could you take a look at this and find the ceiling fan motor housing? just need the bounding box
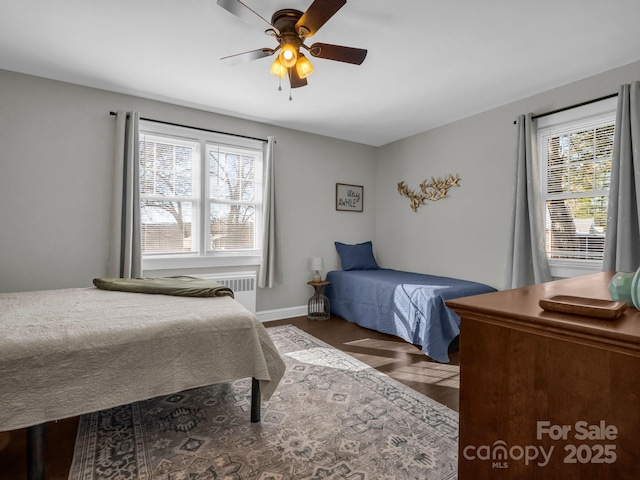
[271,9,305,50]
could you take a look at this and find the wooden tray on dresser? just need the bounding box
[539,295,627,319]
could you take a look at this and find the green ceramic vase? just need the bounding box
[608,269,640,307]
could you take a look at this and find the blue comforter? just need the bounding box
[325,269,496,362]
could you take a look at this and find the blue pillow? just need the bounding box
[335,241,380,271]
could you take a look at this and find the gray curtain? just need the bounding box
[505,113,552,288]
[106,111,142,279]
[603,81,640,272]
[258,136,282,288]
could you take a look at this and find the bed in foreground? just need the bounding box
[0,285,285,478]
[326,268,497,363]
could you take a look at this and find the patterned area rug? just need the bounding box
[69,325,458,479]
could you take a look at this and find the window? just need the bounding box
[140,133,199,254]
[537,98,616,277]
[207,143,259,252]
[139,121,264,270]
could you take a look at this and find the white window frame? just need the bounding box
[139,120,264,272]
[537,97,617,278]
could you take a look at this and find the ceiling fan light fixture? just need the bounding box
[295,53,314,79]
[218,0,367,91]
[279,42,298,68]
[269,58,287,78]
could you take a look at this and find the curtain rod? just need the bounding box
[513,92,618,124]
[109,111,268,143]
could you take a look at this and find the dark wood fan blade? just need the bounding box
[217,0,276,33]
[308,43,367,65]
[221,48,275,66]
[295,0,346,37]
[288,68,308,88]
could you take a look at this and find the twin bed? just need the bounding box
[0,282,285,479]
[326,241,497,362]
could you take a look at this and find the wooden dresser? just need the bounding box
[446,272,640,479]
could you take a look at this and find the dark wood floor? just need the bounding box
[0,316,459,479]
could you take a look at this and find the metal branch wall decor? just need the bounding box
[397,174,461,212]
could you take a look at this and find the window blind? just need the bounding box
[139,134,200,254]
[207,145,260,252]
[539,117,615,262]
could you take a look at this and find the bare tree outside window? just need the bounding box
[139,138,197,254]
[208,148,258,251]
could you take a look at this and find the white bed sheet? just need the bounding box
[0,287,285,432]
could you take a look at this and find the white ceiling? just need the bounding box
[2,0,640,146]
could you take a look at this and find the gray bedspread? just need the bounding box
[0,287,285,432]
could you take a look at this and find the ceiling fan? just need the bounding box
[217,0,367,89]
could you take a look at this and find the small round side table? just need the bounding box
[307,280,330,320]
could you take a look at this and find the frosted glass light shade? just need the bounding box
[295,54,314,79]
[269,58,287,78]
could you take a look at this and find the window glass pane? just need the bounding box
[139,139,194,198]
[208,147,256,202]
[141,200,194,253]
[547,130,609,195]
[139,132,199,256]
[540,115,614,264]
[545,196,607,261]
[158,143,192,196]
[209,203,256,251]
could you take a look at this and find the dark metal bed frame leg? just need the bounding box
[250,377,261,422]
[27,423,45,480]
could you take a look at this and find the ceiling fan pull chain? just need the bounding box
[289,84,293,101]
[278,77,282,92]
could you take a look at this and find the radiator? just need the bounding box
[192,272,257,314]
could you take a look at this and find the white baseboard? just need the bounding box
[256,305,307,323]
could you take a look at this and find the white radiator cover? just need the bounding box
[192,272,257,314]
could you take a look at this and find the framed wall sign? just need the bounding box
[336,183,363,212]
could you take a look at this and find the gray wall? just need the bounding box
[374,60,640,290]
[3,59,640,312]
[0,69,377,312]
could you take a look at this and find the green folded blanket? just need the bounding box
[93,276,234,298]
